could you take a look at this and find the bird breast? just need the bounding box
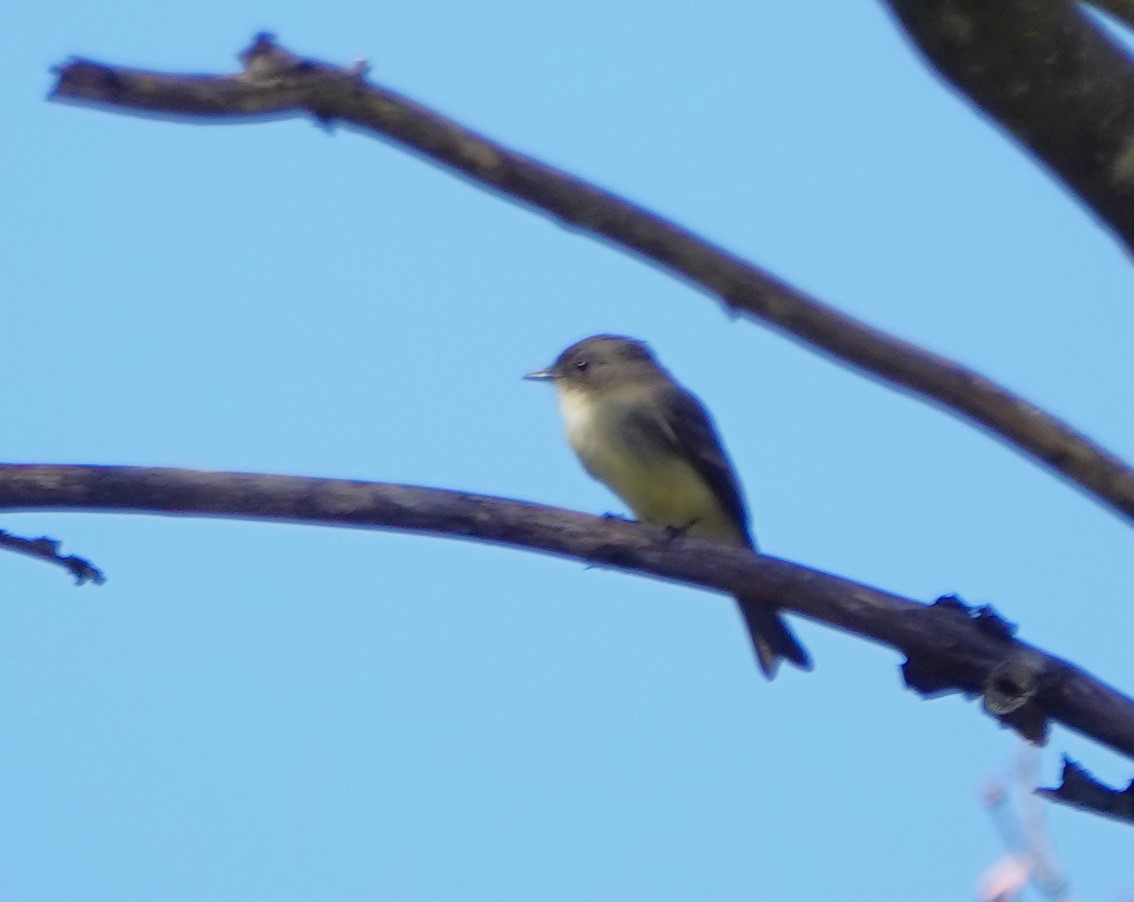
[555,385,740,543]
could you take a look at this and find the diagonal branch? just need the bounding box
[881,0,1134,256]
[3,461,1134,774]
[48,37,1134,526]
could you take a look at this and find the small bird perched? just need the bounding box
[526,334,810,679]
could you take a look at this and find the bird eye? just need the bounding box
[575,359,589,372]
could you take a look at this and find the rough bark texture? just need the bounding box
[883,0,1134,255]
[49,36,1134,527]
[4,461,1134,765]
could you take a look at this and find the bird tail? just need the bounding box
[735,596,812,680]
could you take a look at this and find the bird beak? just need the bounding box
[524,368,555,382]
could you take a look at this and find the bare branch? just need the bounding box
[3,461,1134,770]
[0,528,105,585]
[47,37,1134,527]
[881,0,1134,256]
[1038,757,1134,825]
[1087,0,1134,33]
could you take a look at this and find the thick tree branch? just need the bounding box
[882,0,1134,256]
[1087,0,1134,33]
[3,462,1134,771]
[48,37,1134,527]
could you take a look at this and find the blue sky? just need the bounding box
[4,1,1134,899]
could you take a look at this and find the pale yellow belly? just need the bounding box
[558,388,745,546]
[597,451,741,543]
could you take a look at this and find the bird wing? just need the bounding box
[625,383,754,549]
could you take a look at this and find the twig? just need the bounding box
[1,461,1134,771]
[1039,757,1134,825]
[46,36,1134,527]
[0,528,105,585]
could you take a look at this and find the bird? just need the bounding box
[526,334,810,679]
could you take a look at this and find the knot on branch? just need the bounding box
[239,33,308,79]
[902,593,1019,697]
[238,33,369,83]
[982,654,1050,744]
[933,593,1018,640]
[900,594,1054,743]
